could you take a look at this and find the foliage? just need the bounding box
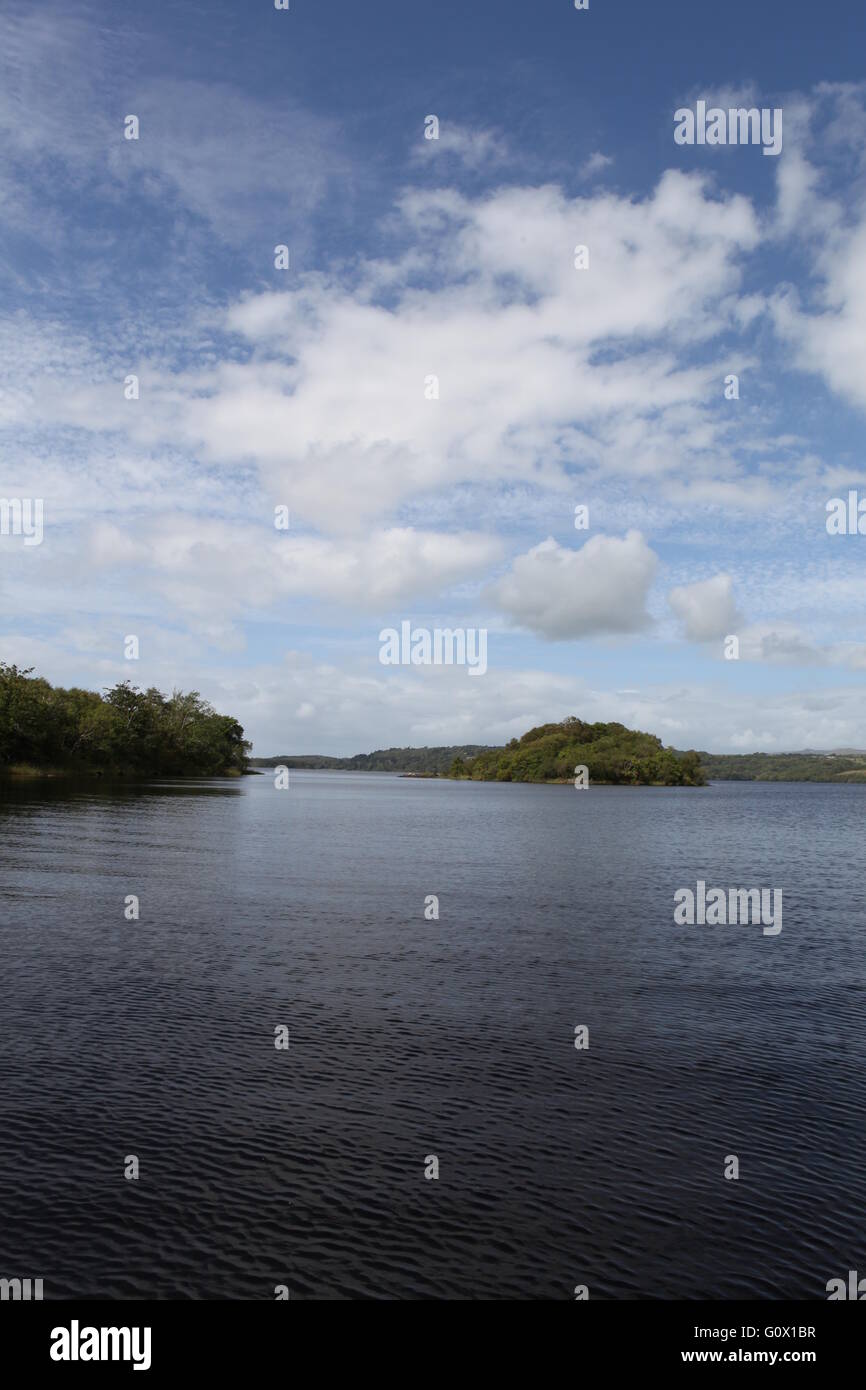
[697,750,866,782]
[0,664,250,776]
[250,745,494,773]
[453,716,706,785]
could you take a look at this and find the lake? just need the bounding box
[0,772,863,1299]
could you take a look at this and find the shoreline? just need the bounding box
[0,764,249,781]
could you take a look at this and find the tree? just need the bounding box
[0,666,251,776]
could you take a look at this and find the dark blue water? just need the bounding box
[0,773,863,1299]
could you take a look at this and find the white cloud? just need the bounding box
[580,151,613,178]
[768,84,866,410]
[83,519,502,615]
[668,573,740,641]
[771,222,866,410]
[413,123,509,169]
[733,623,866,670]
[490,532,658,639]
[30,170,759,533]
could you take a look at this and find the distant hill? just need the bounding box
[799,747,866,755]
[251,729,866,786]
[697,750,866,782]
[252,720,705,784]
[249,745,494,774]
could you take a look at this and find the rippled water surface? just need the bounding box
[0,772,863,1299]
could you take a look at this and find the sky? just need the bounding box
[2,0,866,756]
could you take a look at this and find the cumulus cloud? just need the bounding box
[84,520,502,615]
[29,169,759,534]
[490,532,658,639]
[668,573,740,641]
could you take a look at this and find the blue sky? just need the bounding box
[2,0,866,754]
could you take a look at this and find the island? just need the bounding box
[446,717,705,785]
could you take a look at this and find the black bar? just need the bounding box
[1,1299,860,1377]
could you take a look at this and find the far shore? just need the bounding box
[3,763,865,789]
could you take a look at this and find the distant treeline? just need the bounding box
[250,745,494,774]
[253,722,705,784]
[448,717,705,785]
[697,750,866,782]
[0,663,250,776]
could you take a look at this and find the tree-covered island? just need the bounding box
[447,716,706,785]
